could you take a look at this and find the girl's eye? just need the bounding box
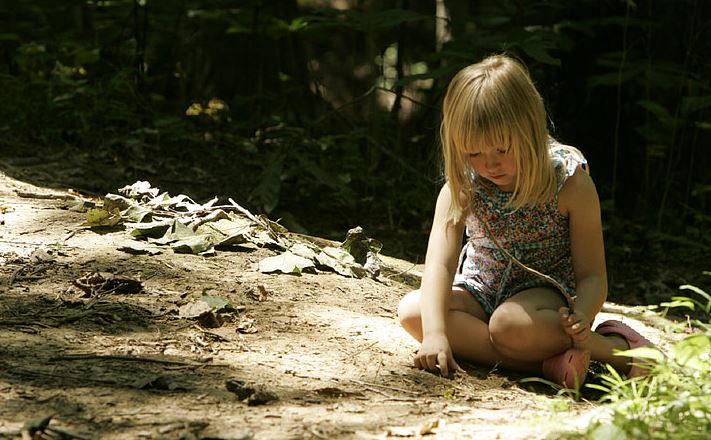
[468,153,480,158]
[497,148,509,154]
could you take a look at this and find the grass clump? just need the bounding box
[559,274,711,439]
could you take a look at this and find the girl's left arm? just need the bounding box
[560,166,608,327]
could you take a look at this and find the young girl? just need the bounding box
[397,54,653,388]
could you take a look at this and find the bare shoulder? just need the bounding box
[435,182,468,215]
[558,165,600,216]
[432,182,467,234]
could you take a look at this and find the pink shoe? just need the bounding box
[542,348,591,389]
[595,320,654,377]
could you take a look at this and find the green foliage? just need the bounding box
[559,277,711,439]
[0,0,709,260]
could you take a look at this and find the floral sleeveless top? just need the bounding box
[454,144,588,315]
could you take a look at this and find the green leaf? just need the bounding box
[128,220,174,238]
[614,346,665,362]
[669,334,711,369]
[156,194,202,212]
[197,217,253,247]
[75,48,100,65]
[304,8,431,32]
[394,65,459,87]
[679,284,711,304]
[250,155,284,214]
[638,100,673,122]
[68,199,96,213]
[117,242,162,256]
[587,66,644,88]
[82,208,122,227]
[681,96,711,114]
[201,295,231,311]
[0,33,20,42]
[119,181,160,199]
[590,423,626,440]
[226,24,250,34]
[517,39,561,66]
[171,235,214,254]
[289,242,320,260]
[316,246,363,278]
[365,9,431,30]
[341,226,382,264]
[258,251,314,275]
[121,204,152,223]
[104,193,136,211]
[660,299,696,310]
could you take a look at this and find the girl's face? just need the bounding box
[468,145,517,192]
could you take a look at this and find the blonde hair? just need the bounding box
[441,54,557,223]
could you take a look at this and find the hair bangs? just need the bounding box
[452,93,514,156]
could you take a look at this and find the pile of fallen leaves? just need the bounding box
[80,181,382,278]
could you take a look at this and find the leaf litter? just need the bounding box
[84,181,382,278]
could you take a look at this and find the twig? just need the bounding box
[6,365,122,386]
[227,198,263,226]
[0,239,79,250]
[53,309,105,325]
[473,211,575,311]
[0,320,52,328]
[341,341,380,360]
[383,261,421,282]
[187,208,230,230]
[49,353,206,367]
[0,239,44,247]
[15,191,78,201]
[345,378,421,396]
[227,198,289,247]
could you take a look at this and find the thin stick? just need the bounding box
[0,318,52,328]
[473,212,575,311]
[15,191,78,201]
[345,378,420,395]
[49,353,205,366]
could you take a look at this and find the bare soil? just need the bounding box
[0,171,672,440]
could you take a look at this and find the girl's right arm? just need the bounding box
[414,183,466,377]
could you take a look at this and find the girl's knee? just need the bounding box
[488,304,529,351]
[397,290,420,321]
[397,290,423,337]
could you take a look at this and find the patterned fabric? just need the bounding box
[453,143,588,316]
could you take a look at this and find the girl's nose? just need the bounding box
[485,154,500,170]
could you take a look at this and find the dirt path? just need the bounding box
[0,172,670,439]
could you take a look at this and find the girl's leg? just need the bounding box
[577,332,630,373]
[489,288,634,373]
[487,287,572,361]
[397,288,540,372]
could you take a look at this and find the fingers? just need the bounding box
[559,306,570,319]
[560,310,586,329]
[412,352,441,373]
[558,308,593,347]
[413,351,464,378]
[426,353,438,372]
[413,353,437,372]
[437,352,449,377]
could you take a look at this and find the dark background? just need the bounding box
[1,0,709,305]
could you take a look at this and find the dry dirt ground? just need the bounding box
[0,171,674,440]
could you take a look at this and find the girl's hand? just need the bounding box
[559,307,592,349]
[414,332,464,378]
